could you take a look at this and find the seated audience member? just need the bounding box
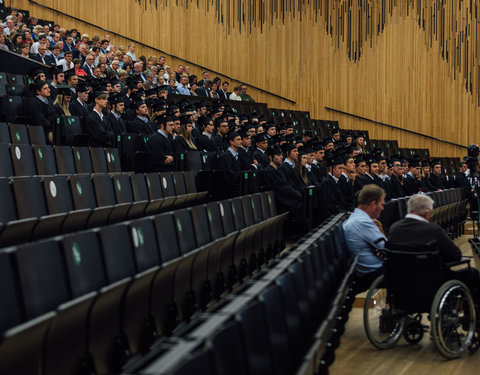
[253,133,270,169]
[57,50,74,72]
[107,93,127,135]
[196,79,211,97]
[145,115,176,170]
[28,79,56,141]
[167,78,179,94]
[229,86,242,101]
[343,184,387,291]
[388,194,480,301]
[85,91,114,147]
[176,75,190,96]
[403,158,422,195]
[239,84,255,102]
[175,117,197,153]
[196,116,216,152]
[52,85,72,116]
[48,67,65,99]
[237,129,257,170]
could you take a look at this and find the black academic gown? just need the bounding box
[85,110,114,147]
[106,112,127,135]
[127,116,156,135]
[238,147,256,170]
[278,162,306,191]
[175,136,197,154]
[318,174,345,221]
[145,131,176,168]
[390,175,406,198]
[310,162,326,183]
[403,174,421,196]
[28,96,57,134]
[217,150,241,198]
[455,172,473,200]
[263,164,304,217]
[429,174,445,190]
[338,174,356,211]
[69,99,90,125]
[196,134,217,152]
[253,148,270,169]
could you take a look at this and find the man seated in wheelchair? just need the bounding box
[388,193,480,305]
[345,191,480,357]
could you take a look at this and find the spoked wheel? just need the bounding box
[364,275,407,349]
[430,280,476,359]
[468,328,480,353]
[403,315,425,345]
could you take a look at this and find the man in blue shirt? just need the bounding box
[343,184,386,291]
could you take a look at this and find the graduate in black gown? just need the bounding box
[217,131,242,198]
[237,129,257,171]
[429,159,445,190]
[145,115,176,171]
[278,142,306,192]
[28,80,57,141]
[403,158,422,195]
[318,151,347,221]
[253,133,270,169]
[337,149,356,212]
[106,93,127,135]
[85,91,114,147]
[263,145,304,219]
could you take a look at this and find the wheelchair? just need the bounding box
[363,248,480,359]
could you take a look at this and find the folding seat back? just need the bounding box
[3,96,29,123]
[276,272,306,364]
[8,124,29,145]
[54,145,76,174]
[259,192,271,220]
[10,144,36,176]
[183,170,199,194]
[42,176,74,214]
[236,300,275,375]
[128,217,161,271]
[33,145,57,175]
[190,205,212,247]
[0,72,7,96]
[172,172,187,195]
[206,202,224,240]
[159,172,176,197]
[0,122,9,143]
[289,262,313,340]
[105,148,121,173]
[111,173,134,204]
[61,230,107,297]
[209,321,249,375]
[7,74,25,91]
[69,175,98,210]
[14,239,70,319]
[168,350,215,375]
[259,285,293,375]
[251,194,264,223]
[53,115,83,146]
[0,143,13,177]
[92,174,116,206]
[0,178,18,223]
[27,125,47,145]
[219,200,235,234]
[230,197,246,230]
[173,208,197,254]
[99,224,137,283]
[72,146,93,174]
[145,172,164,200]
[130,173,150,201]
[154,213,181,263]
[185,150,203,171]
[11,177,47,218]
[0,251,23,333]
[89,147,108,173]
[240,196,255,226]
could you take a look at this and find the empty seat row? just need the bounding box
[0,191,287,375]
[0,170,207,246]
[137,216,352,375]
[0,142,121,177]
[0,122,47,145]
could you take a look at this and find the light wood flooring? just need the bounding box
[330,235,480,375]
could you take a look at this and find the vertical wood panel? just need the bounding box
[11,0,479,157]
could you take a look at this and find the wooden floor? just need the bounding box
[330,235,480,375]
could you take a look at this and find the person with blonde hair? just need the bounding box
[53,87,72,116]
[176,117,198,153]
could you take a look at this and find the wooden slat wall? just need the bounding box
[12,0,480,158]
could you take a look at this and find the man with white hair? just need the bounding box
[388,194,480,301]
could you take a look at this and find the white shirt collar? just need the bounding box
[405,213,429,223]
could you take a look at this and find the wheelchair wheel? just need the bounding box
[364,275,407,349]
[430,280,476,359]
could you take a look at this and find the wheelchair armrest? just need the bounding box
[444,258,471,269]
